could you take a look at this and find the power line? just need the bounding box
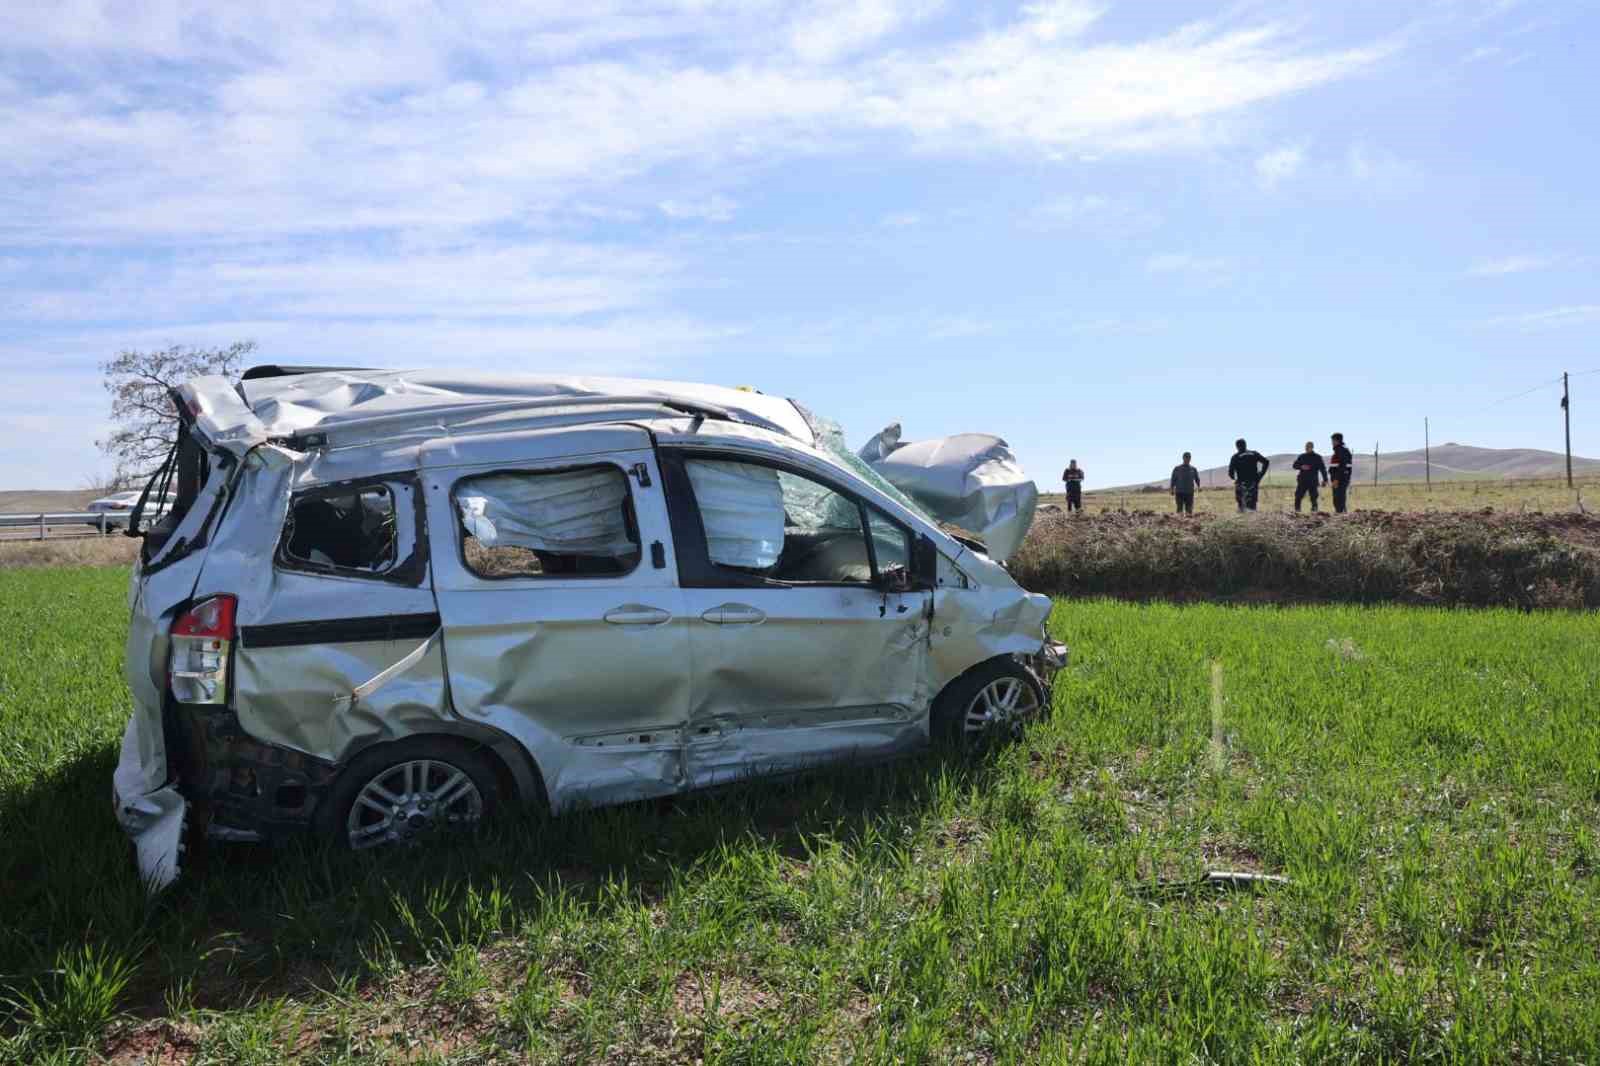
[1463,375,1565,415]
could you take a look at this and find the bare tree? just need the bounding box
[81,470,130,496]
[98,341,256,481]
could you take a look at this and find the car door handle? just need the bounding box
[603,605,672,626]
[701,603,766,625]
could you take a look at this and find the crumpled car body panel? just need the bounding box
[116,554,208,890]
[858,424,1039,562]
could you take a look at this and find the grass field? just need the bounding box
[1061,475,1600,516]
[4,568,1600,1062]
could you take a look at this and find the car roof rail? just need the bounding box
[280,394,743,448]
[241,364,377,381]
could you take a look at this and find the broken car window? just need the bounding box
[282,484,399,574]
[867,509,912,581]
[684,459,877,584]
[457,466,640,578]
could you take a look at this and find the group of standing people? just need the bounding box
[1064,434,1355,515]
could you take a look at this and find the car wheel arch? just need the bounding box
[928,654,1049,748]
[328,724,549,816]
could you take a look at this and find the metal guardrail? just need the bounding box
[0,511,126,540]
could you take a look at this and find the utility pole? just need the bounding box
[1373,443,1380,489]
[1563,372,1573,489]
[1424,417,1431,492]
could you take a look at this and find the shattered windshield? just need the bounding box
[792,402,941,529]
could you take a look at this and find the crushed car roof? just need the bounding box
[229,369,816,448]
[172,367,1037,562]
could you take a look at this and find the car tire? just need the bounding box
[930,657,1048,751]
[321,737,500,852]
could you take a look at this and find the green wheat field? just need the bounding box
[3,566,1598,1063]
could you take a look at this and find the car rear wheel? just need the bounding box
[931,658,1048,751]
[324,738,499,851]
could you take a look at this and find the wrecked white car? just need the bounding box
[114,367,1065,888]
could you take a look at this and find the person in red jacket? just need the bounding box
[1328,433,1354,513]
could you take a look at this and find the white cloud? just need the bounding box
[1036,194,1112,222]
[1146,252,1233,283]
[1030,193,1159,236]
[0,239,680,322]
[789,0,941,64]
[864,16,1388,156]
[1255,143,1307,189]
[925,315,994,340]
[659,196,739,222]
[880,211,922,227]
[1467,254,1553,277]
[1346,143,1422,194]
[0,4,1393,245]
[1482,306,1600,330]
[1057,314,1169,336]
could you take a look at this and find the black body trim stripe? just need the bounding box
[240,612,441,649]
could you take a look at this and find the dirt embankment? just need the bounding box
[1010,510,1600,609]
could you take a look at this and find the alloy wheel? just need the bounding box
[346,759,484,850]
[962,676,1042,742]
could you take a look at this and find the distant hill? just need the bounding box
[0,490,99,513]
[1099,444,1600,492]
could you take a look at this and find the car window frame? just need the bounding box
[659,448,914,590]
[274,472,429,586]
[864,505,915,581]
[449,461,644,583]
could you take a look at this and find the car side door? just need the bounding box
[225,472,454,793]
[659,448,931,788]
[422,427,691,810]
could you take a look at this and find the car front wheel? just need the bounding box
[931,658,1048,751]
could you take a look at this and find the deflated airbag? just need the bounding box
[457,468,633,556]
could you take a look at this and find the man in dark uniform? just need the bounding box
[1291,441,1328,512]
[1227,438,1270,512]
[1170,451,1202,514]
[1328,432,1354,513]
[1062,460,1085,513]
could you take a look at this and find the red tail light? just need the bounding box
[172,595,236,639]
[169,595,236,704]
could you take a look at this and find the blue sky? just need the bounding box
[2,0,1596,490]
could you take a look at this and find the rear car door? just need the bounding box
[659,448,931,788]
[421,426,691,809]
[226,472,451,772]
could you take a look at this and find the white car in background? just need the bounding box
[86,490,175,528]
